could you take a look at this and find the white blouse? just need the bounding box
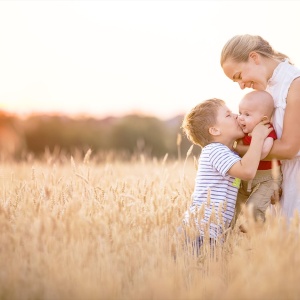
[266,59,300,157]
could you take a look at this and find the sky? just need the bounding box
[1,0,300,120]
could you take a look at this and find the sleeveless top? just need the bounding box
[266,59,300,157]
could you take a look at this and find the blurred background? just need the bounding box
[1,1,300,160]
[0,110,189,161]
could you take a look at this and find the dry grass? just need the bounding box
[0,152,300,300]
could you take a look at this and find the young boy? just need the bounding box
[181,98,272,246]
[233,91,283,230]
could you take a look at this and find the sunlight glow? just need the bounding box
[0,1,299,120]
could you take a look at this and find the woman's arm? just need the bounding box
[266,78,300,160]
[234,138,248,157]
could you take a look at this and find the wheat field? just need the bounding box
[1,150,300,300]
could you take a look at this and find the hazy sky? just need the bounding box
[1,0,300,120]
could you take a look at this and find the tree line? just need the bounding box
[0,111,200,161]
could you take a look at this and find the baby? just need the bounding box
[234,91,283,229]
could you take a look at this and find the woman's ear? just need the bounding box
[209,126,221,136]
[249,51,260,64]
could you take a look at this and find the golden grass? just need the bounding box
[0,153,300,300]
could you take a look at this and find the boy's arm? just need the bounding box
[261,137,274,160]
[235,132,274,159]
[228,123,273,181]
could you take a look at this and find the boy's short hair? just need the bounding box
[181,98,225,147]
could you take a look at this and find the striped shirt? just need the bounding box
[184,143,241,239]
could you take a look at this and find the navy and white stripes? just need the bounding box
[184,143,241,239]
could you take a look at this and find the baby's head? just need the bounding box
[238,91,274,134]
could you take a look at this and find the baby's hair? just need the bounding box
[241,90,274,119]
[220,34,291,66]
[182,98,225,147]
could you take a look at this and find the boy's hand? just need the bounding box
[250,121,273,139]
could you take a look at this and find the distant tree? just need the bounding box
[21,112,199,160]
[109,115,170,157]
[0,111,25,159]
[23,115,106,156]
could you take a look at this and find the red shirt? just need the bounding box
[242,125,281,170]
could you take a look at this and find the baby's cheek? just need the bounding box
[237,118,243,127]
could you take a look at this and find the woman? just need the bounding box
[220,34,300,220]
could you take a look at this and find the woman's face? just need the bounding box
[222,54,268,91]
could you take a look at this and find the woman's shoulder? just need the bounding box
[287,77,300,102]
[289,63,300,76]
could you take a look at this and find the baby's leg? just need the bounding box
[247,178,281,222]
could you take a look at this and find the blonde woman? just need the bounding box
[221,34,300,220]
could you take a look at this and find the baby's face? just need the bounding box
[238,100,265,134]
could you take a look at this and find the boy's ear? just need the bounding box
[209,126,221,136]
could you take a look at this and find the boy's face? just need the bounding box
[215,105,244,140]
[238,98,265,134]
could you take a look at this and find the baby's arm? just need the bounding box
[261,137,274,160]
[228,123,272,181]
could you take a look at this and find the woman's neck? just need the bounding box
[265,57,282,81]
